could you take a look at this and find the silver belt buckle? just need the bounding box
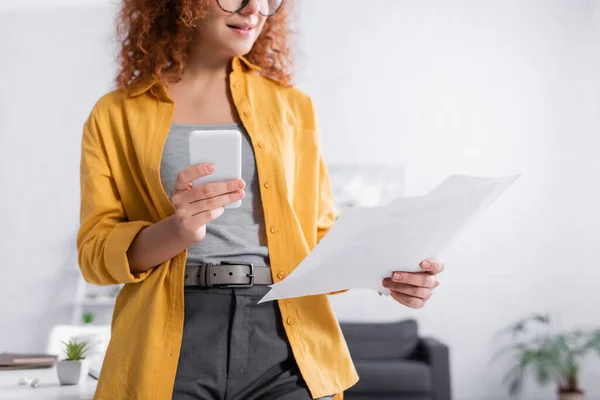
[215,261,255,288]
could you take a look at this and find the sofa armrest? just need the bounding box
[413,337,452,400]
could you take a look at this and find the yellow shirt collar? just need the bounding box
[127,56,260,98]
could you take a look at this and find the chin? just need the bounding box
[229,44,255,58]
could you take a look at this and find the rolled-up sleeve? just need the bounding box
[76,108,153,286]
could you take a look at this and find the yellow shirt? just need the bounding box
[77,56,358,400]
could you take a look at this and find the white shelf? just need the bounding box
[71,263,121,324]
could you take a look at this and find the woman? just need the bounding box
[77,0,444,399]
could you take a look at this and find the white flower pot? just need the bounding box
[57,359,90,385]
[559,392,584,400]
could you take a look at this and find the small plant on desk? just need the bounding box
[57,338,91,385]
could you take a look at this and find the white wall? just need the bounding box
[295,1,600,399]
[0,1,599,399]
[0,2,119,351]
[0,0,107,8]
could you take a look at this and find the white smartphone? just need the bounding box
[188,129,242,209]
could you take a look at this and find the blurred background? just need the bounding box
[0,0,599,399]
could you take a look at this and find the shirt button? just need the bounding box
[257,140,265,148]
[233,82,240,89]
[286,317,294,325]
[264,181,271,189]
[270,226,277,234]
[243,110,251,117]
[277,271,286,280]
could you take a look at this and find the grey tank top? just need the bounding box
[160,122,270,268]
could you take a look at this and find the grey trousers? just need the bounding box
[172,285,333,400]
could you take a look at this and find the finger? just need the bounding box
[421,259,445,274]
[382,279,433,300]
[173,204,226,234]
[189,190,246,214]
[192,207,226,226]
[173,164,215,192]
[182,179,246,203]
[390,272,438,288]
[389,291,426,309]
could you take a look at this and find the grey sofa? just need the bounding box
[340,320,451,400]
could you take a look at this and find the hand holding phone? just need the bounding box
[170,163,246,243]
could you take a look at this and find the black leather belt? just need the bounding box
[184,262,273,288]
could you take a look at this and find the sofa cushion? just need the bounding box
[345,395,431,400]
[340,320,419,360]
[347,359,432,395]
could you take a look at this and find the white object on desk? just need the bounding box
[46,324,110,383]
[46,325,111,359]
[0,367,97,399]
[259,174,520,303]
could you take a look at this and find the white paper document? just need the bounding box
[258,174,520,304]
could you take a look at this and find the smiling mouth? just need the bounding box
[227,24,255,31]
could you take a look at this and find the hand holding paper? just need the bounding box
[258,174,520,304]
[382,258,444,309]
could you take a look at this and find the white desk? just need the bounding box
[0,367,97,399]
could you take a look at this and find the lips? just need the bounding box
[227,23,255,30]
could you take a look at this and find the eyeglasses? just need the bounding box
[217,0,284,17]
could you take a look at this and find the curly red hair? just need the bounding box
[115,0,294,90]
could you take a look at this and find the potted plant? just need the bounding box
[82,312,95,324]
[492,313,600,400]
[57,338,90,385]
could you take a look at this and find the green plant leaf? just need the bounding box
[583,330,600,356]
[61,338,90,361]
[489,342,529,366]
[494,313,600,396]
[82,312,94,324]
[536,364,550,385]
[503,364,525,397]
[533,313,551,325]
